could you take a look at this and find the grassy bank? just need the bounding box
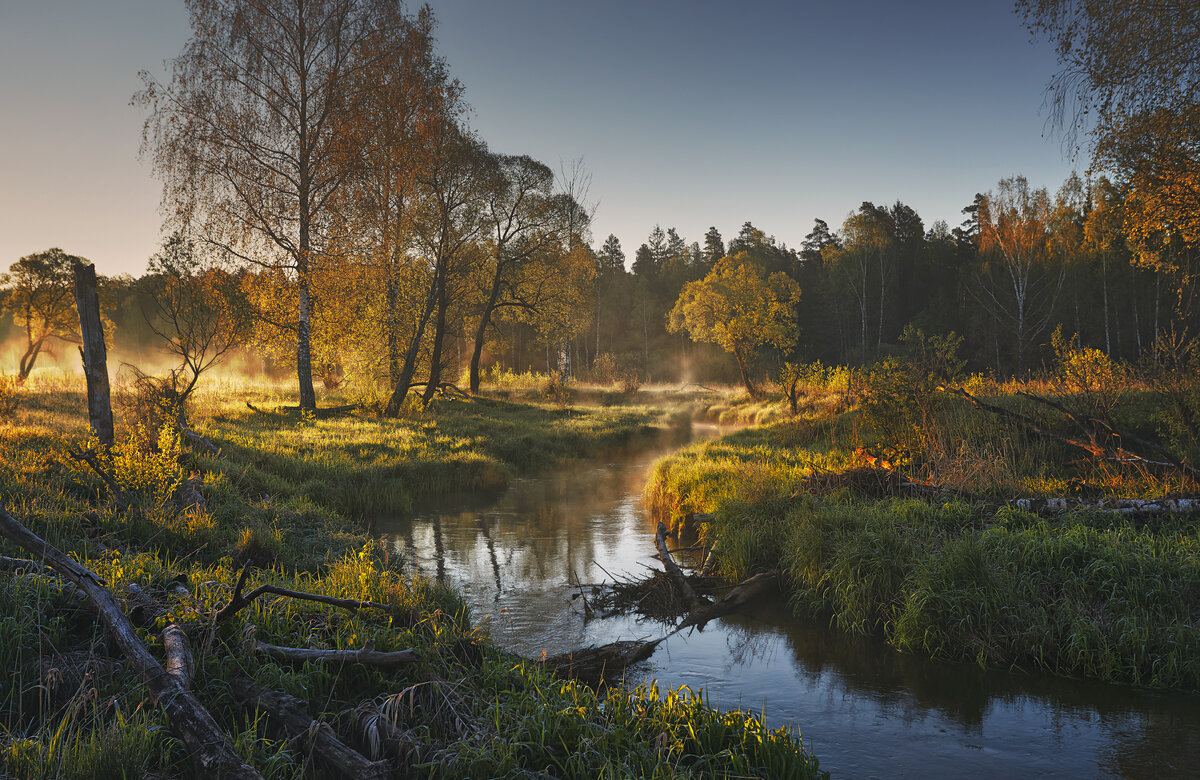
[646,386,1200,692]
[474,369,784,426]
[0,376,823,779]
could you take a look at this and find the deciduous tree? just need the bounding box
[468,154,568,393]
[1,248,84,382]
[971,176,1063,376]
[667,253,801,397]
[141,234,253,403]
[138,0,419,411]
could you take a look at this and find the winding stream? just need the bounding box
[374,424,1200,779]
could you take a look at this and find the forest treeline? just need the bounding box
[3,1,1199,408]
[5,168,1194,404]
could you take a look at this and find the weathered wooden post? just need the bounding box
[73,262,114,446]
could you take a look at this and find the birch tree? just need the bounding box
[138,0,417,410]
[971,176,1064,376]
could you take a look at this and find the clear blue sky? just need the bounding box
[0,0,1077,276]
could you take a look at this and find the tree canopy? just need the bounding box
[667,252,800,397]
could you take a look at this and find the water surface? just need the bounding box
[375,425,1200,779]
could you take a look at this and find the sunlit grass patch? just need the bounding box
[0,379,824,777]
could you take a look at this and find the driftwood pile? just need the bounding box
[546,520,780,686]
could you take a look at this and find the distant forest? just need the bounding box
[4,168,1191,395]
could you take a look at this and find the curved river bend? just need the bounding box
[374,425,1200,779]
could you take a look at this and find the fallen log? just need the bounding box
[408,381,470,400]
[179,471,207,513]
[541,637,665,686]
[675,571,780,631]
[952,386,1200,480]
[0,555,44,573]
[163,623,194,688]
[1010,496,1200,515]
[245,401,360,418]
[180,423,219,455]
[214,563,392,623]
[1016,390,1194,474]
[124,582,167,627]
[0,505,261,779]
[253,640,419,667]
[232,678,389,780]
[654,522,703,609]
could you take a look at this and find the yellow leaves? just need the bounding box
[667,252,801,357]
[109,424,184,508]
[1096,106,1200,271]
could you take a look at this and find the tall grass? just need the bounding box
[647,383,1200,691]
[0,377,821,778]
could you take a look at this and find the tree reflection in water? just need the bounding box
[375,430,1200,779]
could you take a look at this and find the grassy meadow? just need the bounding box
[647,367,1200,691]
[0,373,823,780]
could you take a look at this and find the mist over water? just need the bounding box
[374,426,1200,780]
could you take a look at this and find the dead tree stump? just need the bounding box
[73,262,114,446]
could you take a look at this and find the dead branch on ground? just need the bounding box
[232,678,389,780]
[0,505,261,778]
[252,640,419,668]
[214,562,391,623]
[180,423,219,455]
[952,386,1199,481]
[66,446,129,511]
[245,401,360,418]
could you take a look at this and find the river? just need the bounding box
[374,424,1200,779]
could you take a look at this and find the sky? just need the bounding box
[0,0,1079,276]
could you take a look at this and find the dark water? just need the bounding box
[374,425,1200,779]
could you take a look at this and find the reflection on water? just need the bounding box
[374,424,1200,779]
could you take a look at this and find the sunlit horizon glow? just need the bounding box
[0,0,1076,276]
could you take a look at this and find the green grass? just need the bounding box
[195,383,661,518]
[0,376,823,779]
[646,386,1200,691]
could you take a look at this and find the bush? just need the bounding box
[591,352,618,385]
[1050,326,1127,418]
[110,425,184,507]
[857,327,964,469]
[542,373,571,404]
[116,368,189,436]
[613,353,642,395]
